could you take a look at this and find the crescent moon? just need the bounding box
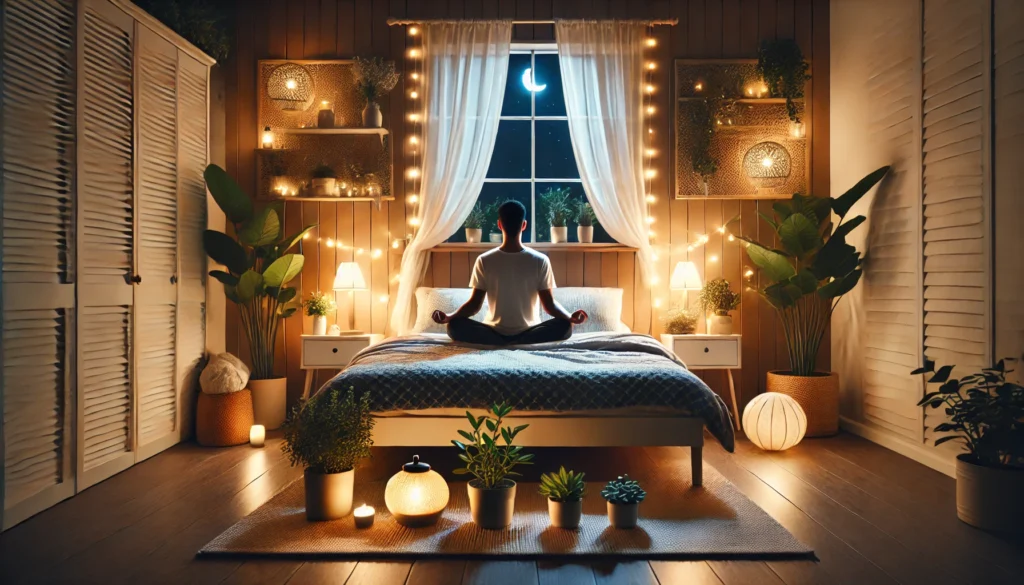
[521,68,547,92]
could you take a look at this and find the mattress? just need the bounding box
[322,332,735,450]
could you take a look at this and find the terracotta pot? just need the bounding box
[577,226,594,243]
[195,390,253,447]
[311,177,337,197]
[488,232,502,243]
[607,501,639,529]
[766,371,839,437]
[955,454,1024,534]
[709,313,733,335]
[550,226,568,244]
[548,498,583,529]
[304,468,354,521]
[467,480,516,529]
[362,101,382,128]
[249,377,287,430]
[312,315,328,336]
[465,228,482,243]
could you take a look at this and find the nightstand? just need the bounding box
[661,334,743,431]
[301,334,383,399]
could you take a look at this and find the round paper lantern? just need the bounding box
[384,455,449,527]
[742,392,807,451]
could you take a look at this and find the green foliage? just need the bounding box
[539,467,586,502]
[539,187,573,227]
[464,202,486,230]
[741,166,888,375]
[203,164,315,378]
[689,99,719,181]
[914,359,1024,469]
[282,387,375,475]
[757,39,811,122]
[133,0,233,62]
[353,57,400,103]
[698,278,741,315]
[601,475,646,505]
[303,291,337,317]
[452,403,534,489]
[575,201,598,227]
[311,163,337,179]
[661,306,697,334]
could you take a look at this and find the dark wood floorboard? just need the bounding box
[3,433,1022,585]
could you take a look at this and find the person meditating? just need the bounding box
[432,200,588,345]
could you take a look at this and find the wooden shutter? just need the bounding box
[1,0,77,528]
[75,0,136,490]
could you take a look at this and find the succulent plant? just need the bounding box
[601,474,646,505]
[539,466,586,502]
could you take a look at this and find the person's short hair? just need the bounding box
[497,200,526,230]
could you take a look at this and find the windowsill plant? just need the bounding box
[464,202,485,243]
[575,201,598,244]
[697,278,741,335]
[539,467,586,529]
[540,187,572,244]
[601,474,646,529]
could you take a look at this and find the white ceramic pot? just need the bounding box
[607,501,639,529]
[312,315,328,336]
[710,313,733,335]
[248,377,287,430]
[550,226,568,244]
[304,468,354,521]
[956,454,1024,534]
[467,480,516,529]
[701,181,710,196]
[465,228,482,243]
[548,498,583,529]
[488,232,503,243]
[577,225,594,243]
[362,101,383,128]
[311,177,337,197]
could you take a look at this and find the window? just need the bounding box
[448,47,615,244]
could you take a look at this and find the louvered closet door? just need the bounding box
[75,0,137,490]
[1,0,77,529]
[134,26,180,460]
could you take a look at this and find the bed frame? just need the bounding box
[372,415,704,487]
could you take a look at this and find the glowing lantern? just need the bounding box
[384,455,449,527]
[742,392,807,451]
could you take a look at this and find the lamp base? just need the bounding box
[391,510,444,528]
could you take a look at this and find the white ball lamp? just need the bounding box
[384,455,450,527]
[742,392,807,451]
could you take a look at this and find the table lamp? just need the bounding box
[333,261,367,334]
[670,261,703,311]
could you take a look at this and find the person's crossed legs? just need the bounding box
[447,316,571,346]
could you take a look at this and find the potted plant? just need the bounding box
[540,187,572,243]
[913,359,1024,534]
[282,386,375,521]
[539,466,586,529]
[575,201,597,243]
[311,163,338,197]
[203,164,314,429]
[601,474,646,529]
[697,278,740,335]
[484,199,504,243]
[452,403,534,529]
[464,202,485,243]
[304,290,336,335]
[690,98,719,196]
[757,38,811,125]
[741,166,888,436]
[353,56,399,128]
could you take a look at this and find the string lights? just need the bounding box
[406,24,425,235]
[642,25,660,307]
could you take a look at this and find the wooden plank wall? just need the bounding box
[224,0,830,410]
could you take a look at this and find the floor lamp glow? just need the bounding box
[670,261,703,312]
[333,261,368,334]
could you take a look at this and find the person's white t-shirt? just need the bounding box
[469,247,556,335]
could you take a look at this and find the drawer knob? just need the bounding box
[332,347,339,353]
[704,347,710,353]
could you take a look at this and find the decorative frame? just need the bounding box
[673,59,809,199]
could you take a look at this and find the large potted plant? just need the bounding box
[452,403,534,529]
[203,164,314,429]
[464,202,485,243]
[540,187,572,244]
[697,277,740,335]
[741,166,888,436]
[575,201,597,243]
[914,359,1024,534]
[353,56,399,128]
[539,466,586,529]
[282,387,374,521]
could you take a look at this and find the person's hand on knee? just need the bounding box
[570,310,588,325]
[432,310,453,324]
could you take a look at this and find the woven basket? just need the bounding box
[196,389,254,447]
[766,371,839,437]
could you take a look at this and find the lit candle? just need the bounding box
[354,504,375,528]
[317,100,335,128]
[249,425,265,447]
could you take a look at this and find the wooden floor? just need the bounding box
[2,433,1022,585]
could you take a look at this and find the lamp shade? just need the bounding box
[384,455,450,527]
[332,261,367,291]
[742,392,807,451]
[670,261,703,291]
[743,141,791,179]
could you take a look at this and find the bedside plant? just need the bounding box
[601,474,646,529]
[661,306,698,335]
[464,202,485,243]
[303,291,336,335]
[310,163,338,197]
[697,278,741,335]
[575,201,598,243]
[540,187,573,243]
[453,402,533,529]
[539,467,586,529]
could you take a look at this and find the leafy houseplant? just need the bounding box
[453,403,534,528]
[353,56,399,128]
[303,290,336,335]
[601,475,646,529]
[464,202,485,243]
[540,467,586,529]
[741,167,888,436]
[310,163,338,197]
[575,201,598,243]
[282,387,375,520]
[690,99,720,193]
[698,278,740,335]
[540,187,573,243]
[757,39,811,123]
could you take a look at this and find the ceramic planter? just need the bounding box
[312,315,328,336]
[304,468,354,521]
[709,313,733,335]
[488,232,503,243]
[248,377,287,430]
[766,371,839,437]
[467,480,516,529]
[362,101,383,128]
[465,228,482,243]
[550,226,568,244]
[955,454,1024,534]
[311,177,337,197]
[606,501,639,529]
[577,226,594,243]
[548,498,583,529]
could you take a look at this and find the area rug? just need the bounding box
[199,462,812,560]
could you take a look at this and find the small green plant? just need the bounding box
[311,163,337,179]
[698,278,741,316]
[452,403,534,489]
[757,39,811,122]
[661,306,698,334]
[464,202,486,230]
[282,387,375,474]
[601,475,646,505]
[575,201,598,227]
[690,99,719,182]
[352,56,400,104]
[303,290,336,317]
[539,466,586,502]
[540,187,573,227]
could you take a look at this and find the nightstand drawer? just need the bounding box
[302,338,367,367]
[669,337,740,368]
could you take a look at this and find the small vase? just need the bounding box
[550,226,568,244]
[548,498,583,529]
[304,468,355,521]
[607,501,639,529]
[362,101,382,128]
[709,313,733,335]
[577,225,594,243]
[467,480,516,529]
[311,177,337,197]
[465,228,482,243]
[317,108,335,128]
[488,232,503,243]
[312,315,328,336]
[701,181,710,197]
[248,377,287,430]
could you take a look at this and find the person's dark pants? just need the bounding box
[447,317,572,346]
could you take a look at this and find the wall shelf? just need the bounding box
[279,127,389,144]
[266,195,395,203]
[431,243,637,253]
[677,97,793,104]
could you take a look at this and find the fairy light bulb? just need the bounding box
[745,269,754,278]
[646,216,655,225]
[408,48,421,58]
[408,194,419,204]
[409,135,419,145]
[646,105,655,114]
[645,84,655,94]
[409,217,421,227]
[379,295,389,303]
[646,194,656,204]
[326,238,335,248]
[411,72,420,80]
[646,148,656,157]
[716,226,726,234]
[647,62,656,70]
[709,254,719,263]
[651,275,660,285]
[372,249,383,259]
[408,26,419,36]
[408,113,420,122]
[728,234,735,242]
[392,240,400,249]
[645,38,657,47]
[654,298,663,308]
[410,90,419,99]
[645,169,656,179]
[648,230,656,238]
[648,128,654,135]
[407,167,421,179]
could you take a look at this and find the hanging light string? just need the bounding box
[405,25,424,238]
[643,26,662,303]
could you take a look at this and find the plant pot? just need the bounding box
[955,454,1024,534]
[465,228,482,243]
[548,498,583,529]
[607,501,639,529]
[709,313,733,335]
[577,226,594,243]
[550,226,568,244]
[766,371,839,437]
[304,468,355,521]
[312,315,328,336]
[195,389,254,447]
[362,101,382,128]
[701,181,710,196]
[311,177,337,197]
[249,377,287,430]
[488,232,503,243]
[467,479,516,529]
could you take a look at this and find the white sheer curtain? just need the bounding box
[391,21,512,335]
[556,21,654,282]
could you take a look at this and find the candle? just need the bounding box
[249,425,265,447]
[354,504,375,528]
[261,126,273,149]
[317,100,335,128]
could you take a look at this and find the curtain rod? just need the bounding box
[387,18,678,26]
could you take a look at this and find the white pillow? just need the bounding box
[412,287,489,334]
[546,287,629,333]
